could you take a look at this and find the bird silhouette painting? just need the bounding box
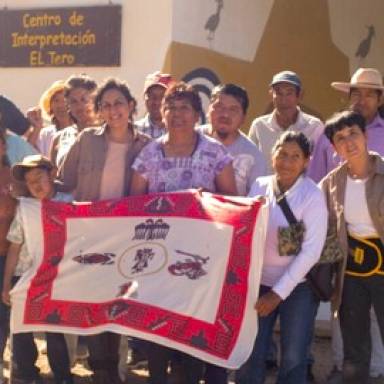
[205,0,224,46]
[355,25,375,62]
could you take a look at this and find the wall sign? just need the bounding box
[0,5,122,67]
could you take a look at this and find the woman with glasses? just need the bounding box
[59,78,150,383]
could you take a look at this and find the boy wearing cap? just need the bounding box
[135,71,173,138]
[248,70,324,173]
[2,154,73,384]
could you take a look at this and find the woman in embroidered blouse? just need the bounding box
[237,131,327,384]
[130,82,237,384]
[321,110,384,383]
[130,82,237,196]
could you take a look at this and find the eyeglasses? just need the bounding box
[99,100,128,111]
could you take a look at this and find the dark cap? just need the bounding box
[270,71,302,89]
[12,154,53,182]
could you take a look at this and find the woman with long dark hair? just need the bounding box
[59,78,150,383]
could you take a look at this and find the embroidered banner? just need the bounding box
[11,191,266,368]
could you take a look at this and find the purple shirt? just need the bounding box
[132,132,233,193]
[308,114,384,182]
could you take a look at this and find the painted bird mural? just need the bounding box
[356,25,375,61]
[205,0,224,43]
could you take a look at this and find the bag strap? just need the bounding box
[276,195,299,225]
[272,176,299,225]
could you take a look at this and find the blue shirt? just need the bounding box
[6,131,37,165]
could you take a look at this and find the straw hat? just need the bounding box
[331,68,384,93]
[39,80,66,120]
[12,154,53,182]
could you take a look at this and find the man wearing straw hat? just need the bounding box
[309,68,384,182]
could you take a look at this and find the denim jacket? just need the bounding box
[320,152,384,312]
[59,124,151,201]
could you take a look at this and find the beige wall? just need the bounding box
[1,0,383,126]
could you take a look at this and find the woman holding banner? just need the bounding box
[237,131,327,384]
[59,78,150,383]
[130,82,237,383]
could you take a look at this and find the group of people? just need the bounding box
[0,66,382,384]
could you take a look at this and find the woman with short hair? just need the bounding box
[321,110,384,383]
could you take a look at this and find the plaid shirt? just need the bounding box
[135,115,166,139]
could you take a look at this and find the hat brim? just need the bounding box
[11,163,53,182]
[331,81,384,93]
[270,80,301,89]
[144,83,168,94]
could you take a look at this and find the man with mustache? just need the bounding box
[202,83,266,196]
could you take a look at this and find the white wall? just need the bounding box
[0,0,172,116]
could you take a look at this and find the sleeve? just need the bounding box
[131,143,153,181]
[310,119,325,148]
[213,144,233,175]
[272,189,328,300]
[58,133,82,193]
[6,206,24,245]
[37,127,54,156]
[247,119,259,147]
[307,134,333,183]
[247,150,267,193]
[6,133,38,165]
[248,177,266,198]
[0,95,30,135]
[319,176,335,224]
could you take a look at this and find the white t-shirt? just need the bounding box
[345,176,378,237]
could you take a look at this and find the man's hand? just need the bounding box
[255,290,282,317]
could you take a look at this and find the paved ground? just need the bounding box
[2,333,333,383]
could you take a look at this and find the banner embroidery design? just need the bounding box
[15,191,263,367]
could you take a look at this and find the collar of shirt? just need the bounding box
[273,174,305,198]
[269,107,302,132]
[367,113,384,130]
